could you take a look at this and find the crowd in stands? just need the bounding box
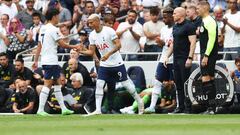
[0,0,240,114]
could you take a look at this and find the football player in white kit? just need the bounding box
[79,14,144,115]
[144,7,175,113]
[32,8,81,116]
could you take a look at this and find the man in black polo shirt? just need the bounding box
[0,52,15,88]
[63,58,93,87]
[164,7,196,113]
[197,1,218,114]
[14,58,33,86]
[12,80,37,114]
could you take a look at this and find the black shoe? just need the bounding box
[169,108,184,114]
[107,109,120,114]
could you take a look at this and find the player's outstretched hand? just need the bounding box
[75,44,84,52]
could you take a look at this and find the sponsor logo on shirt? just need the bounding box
[96,43,109,51]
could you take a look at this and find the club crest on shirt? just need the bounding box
[200,26,204,33]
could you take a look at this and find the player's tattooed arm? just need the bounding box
[101,38,121,61]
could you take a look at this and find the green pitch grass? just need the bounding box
[0,114,240,135]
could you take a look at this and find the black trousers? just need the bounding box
[173,58,191,110]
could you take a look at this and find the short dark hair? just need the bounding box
[85,0,94,6]
[162,6,174,15]
[15,58,24,64]
[2,14,9,20]
[150,7,160,16]
[235,57,240,64]
[45,8,60,21]
[128,9,138,16]
[198,1,210,9]
[32,12,41,18]
[103,14,115,23]
[0,52,8,58]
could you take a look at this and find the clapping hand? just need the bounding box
[222,18,228,25]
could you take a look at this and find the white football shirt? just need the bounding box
[89,26,124,67]
[39,23,61,65]
[159,26,173,64]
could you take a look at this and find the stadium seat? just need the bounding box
[127,66,146,93]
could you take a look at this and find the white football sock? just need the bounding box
[54,85,67,110]
[149,79,162,109]
[37,86,50,112]
[122,79,142,103]
[95,80,105,112]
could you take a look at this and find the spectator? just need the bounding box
[48,0,72,27]
[222,0,240,60]
[186,5,202,31]
[186,5,202,60]
[34,0,49,13]
[72,0,85,24]
[96,0,120,17]
[117,0,130,23]
[76,0,95,34]
[58,25,79,56]
[16,0,45,30]
[12,80,37,114]
[116,10,143,61]
[136,0,161,10]
[14,58,33,86]
[63,58,93,87]
[4,18,29,61]
[231,57,240,102]
[213,5,224,59]
[0,14,9,53]
[28,12,44,47]
[0,0,18,20]
[103,13,119,30]
[78,29,93,61]
[143,7,164,61]
[208,0,227,11]
[0,52,16,88]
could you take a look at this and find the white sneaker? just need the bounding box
[83,110,102,117]
[138,100,144,115]
[120,107,128,114]
[120,106,133,114]
[144,107,155,114]
[126,109,135,114]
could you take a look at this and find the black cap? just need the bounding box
[78,29,88,36]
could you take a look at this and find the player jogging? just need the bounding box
[79,14,144,115]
